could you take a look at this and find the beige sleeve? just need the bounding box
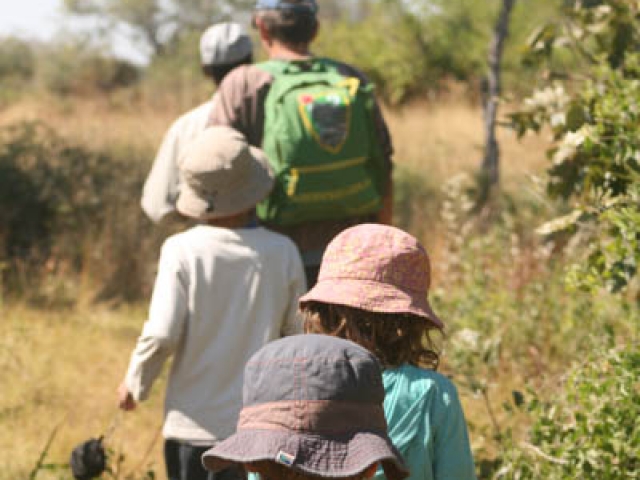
[141,120,183,223]
[124,335,174,401]
[208,65,272,147]
[123,238,188,401]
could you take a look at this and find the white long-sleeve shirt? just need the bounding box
[124,225,306,445]
[141,98,215,223]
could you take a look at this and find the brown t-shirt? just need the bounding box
[208,58,393,262]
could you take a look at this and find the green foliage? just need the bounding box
[0,121,159,303]
[63,0,253,57]
[0,37,36,104]
[0,37,35,83]
[434,174,634,381]
[523,0,640,71]
[315,1,431,105]
[315,0,491,104]
[413,173,639,475]
[498,345,640,478]
[40,38,140,96]
[425,0,496,80]
[315,0,566,104]
[0,35,140,101]
[510,0,640,292]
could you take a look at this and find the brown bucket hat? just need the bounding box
[202,334,409,480]
[177,126,274,220]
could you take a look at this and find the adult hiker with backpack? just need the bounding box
[208,0,394,287]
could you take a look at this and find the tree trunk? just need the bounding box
[482,0,516,189]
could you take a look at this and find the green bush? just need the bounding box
[510,0,640,292]
[39,38,140,96]
[315,0,478,104]
[434,174,635,383]
[0,37,36,104]
[0,121,161,303]
[314,0,566,104]
[315,5,431,104]
[497,346,639,478]
[425,174,639,476]
[0,37,35,82]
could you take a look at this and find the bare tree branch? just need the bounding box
[481,0,516,190]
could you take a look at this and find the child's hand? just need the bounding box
[117,382,137,411]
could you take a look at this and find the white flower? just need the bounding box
[525,85,570,110]
[550,112,566,128]
[553,125,594,165]
[454,328,481,350]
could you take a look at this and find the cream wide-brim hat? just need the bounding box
[176,126,274,220]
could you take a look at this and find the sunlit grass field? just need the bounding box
[0,304,164,480]
[0,94,549,180]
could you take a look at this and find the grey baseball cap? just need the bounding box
[200,22,253,66]
[176,126,274,220]
[202,334,409,480]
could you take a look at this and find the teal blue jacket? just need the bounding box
[374,365,477,480]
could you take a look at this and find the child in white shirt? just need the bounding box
[118,126,306,480]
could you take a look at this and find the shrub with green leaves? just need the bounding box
[0,37,36,104]
[40,38,140,96]
[0,121,159,303]
[421,173,639,475]
[0,37,35,83]
[314,0,566,104]
[510,0,640,292]
[497,346,639,478]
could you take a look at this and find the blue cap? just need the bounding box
[255,0,318,14]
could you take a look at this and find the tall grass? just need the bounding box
[0,304,164,480]
[387,100,549,181]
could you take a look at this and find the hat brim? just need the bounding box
[202,429,408,480]
[177,146,273,220]
[299,278,444,329]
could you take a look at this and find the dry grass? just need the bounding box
[0,301,506,480]
[0,303,166,480]
[0,93,175,164]
[385,100,549,184]
[0,94,551,186]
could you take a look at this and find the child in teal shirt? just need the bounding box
[300,224,477,480]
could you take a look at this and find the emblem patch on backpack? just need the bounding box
[298,91,350,153]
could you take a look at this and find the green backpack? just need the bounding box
[256,58,386,226]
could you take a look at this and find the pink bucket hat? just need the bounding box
[299,224,444,329]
